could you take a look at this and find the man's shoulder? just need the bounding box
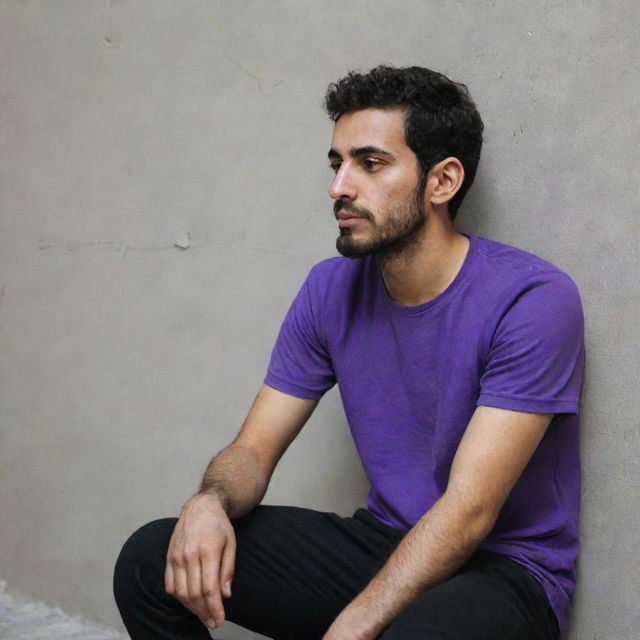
[467,236,584,343]
[470,234,580,296]
[473,234,565,274]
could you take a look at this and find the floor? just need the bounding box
[0,581,128,640]
[0,580,264,639]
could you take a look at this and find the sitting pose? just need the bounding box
[114,65,584,640]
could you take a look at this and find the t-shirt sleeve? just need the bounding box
[478,271,585,414]
[264,268,336,399]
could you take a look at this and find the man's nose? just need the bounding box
[329,166,357,201]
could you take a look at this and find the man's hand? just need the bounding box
[164,492,236,630]
[162,386,317,630]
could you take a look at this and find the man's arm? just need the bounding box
[165,383,318,631]
[323,406,552,640]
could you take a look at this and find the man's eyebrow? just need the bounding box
[328,146,395,160]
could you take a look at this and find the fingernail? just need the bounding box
[224,581,232,597]
[207,619,216,629]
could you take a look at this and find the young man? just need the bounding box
[114,66,584,640]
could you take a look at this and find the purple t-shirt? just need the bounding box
[265,234,584,633]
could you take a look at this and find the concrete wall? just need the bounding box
[1,2,638,638]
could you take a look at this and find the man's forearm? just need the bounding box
[324,493,496,639]
[199,443,270,519]
[325,407,551,640]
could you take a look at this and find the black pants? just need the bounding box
[113,506,560,640]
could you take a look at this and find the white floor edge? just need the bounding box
[0,580,129,640]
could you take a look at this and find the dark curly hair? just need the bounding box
[325,65,483,219]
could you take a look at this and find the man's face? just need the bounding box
[328,108,426,259]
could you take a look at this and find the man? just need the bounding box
[114,66,584,640]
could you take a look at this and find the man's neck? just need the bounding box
[378,220,470,307]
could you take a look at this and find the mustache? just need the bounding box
[333,200,373,220]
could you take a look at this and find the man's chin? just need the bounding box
[336,236,377,259]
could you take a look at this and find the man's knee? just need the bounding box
[113,517,177,605]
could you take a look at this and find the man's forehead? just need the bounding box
[330,107,409,155]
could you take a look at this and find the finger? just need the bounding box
[184,549,214,626]
[165,532,180,596]
[173,559,190,608]
[219,536,236,599]
[164,559,175,596]
[172,562,209,624]
[201,550,224,627]
[185,549,203,603]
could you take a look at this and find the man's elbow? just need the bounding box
[440,490,501,543]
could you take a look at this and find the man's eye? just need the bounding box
[329,163,341,173]
[363,158,383,171]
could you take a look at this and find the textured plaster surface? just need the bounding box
[1,2,638,639]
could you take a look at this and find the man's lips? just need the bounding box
[334,200,372,228]
[336,211,368,220]
[336,211,369,228]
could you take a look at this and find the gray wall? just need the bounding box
[1,2,638,639]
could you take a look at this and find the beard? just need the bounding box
[335,188,426,260]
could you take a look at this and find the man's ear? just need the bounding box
[428,157,465,206]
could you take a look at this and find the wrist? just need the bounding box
[325,601,386,640]
[187,490,229,515]
[343,598,387,635]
